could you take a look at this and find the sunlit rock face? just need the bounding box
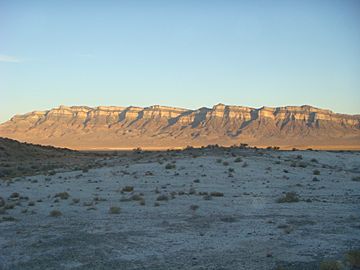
[0,104,359,149]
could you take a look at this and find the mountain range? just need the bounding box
[0,104,359,150]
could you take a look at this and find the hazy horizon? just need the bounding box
[1,0,360,122]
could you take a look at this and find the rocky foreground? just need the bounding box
[0,147,360,269]
[0,104,359,150]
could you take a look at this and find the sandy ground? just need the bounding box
[0,149,360,270]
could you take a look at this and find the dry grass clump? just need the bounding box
[156,194,169,201]
[210,191,224,197]
[0,197,5,207]
[319,260,342,270]
[139,198,145,206]
[10,192,20,199]
[346,250,360,268]
[109,206,121,214]
[72,198,80,204]
[55,192,70,200]
[276,192,299,203]
[131,194,143,201]
[165,163,176,170]
[49,210,62,217]
[122,186,134,192]
[234,157,242,163]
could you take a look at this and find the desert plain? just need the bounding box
[0,142,360,270]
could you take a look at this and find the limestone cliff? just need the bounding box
[0,104,359,149]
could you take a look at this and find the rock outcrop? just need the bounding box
[0,104,359,149]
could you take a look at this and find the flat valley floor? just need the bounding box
[1,148,360,269]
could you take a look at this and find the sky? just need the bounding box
[1,0,360,123]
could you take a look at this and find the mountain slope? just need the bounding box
[0,104,359,150]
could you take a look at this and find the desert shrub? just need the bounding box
[210,191,224,197]
[165,163,176,170]
[222,161,229,166]
[313,169,321,175]
[203,194,212,200]
[276,192,299,203]
[190,205,199,211]
[55,192,70,200]
[319,260,342,270]
[216,159,222,163]
[154,202,160,207]
[352,176,360,182]
[109,206,121,214]
[28,201,35,206]
[10,192,20,198]
[139,199,145,206]
[242,162,248,167]
[0,197,5,207]
[131,194,143,201]
[346,250,360,268]
[122,186,134,192]
[220,216,237,223]
[189,187,196,195]
[310,158,318,163]
[49,210,62,217]
[228,168,235,173]
[72,198,80,204]
[234,157,242,163]
[156,194,169,201]
[298,162,307,168]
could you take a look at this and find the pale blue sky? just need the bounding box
[1,0,360,123]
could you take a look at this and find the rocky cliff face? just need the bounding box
[0,104,359,149]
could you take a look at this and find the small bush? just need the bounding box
[109,206,121,214]
[55,192,70,200]
[276,192,299,203]
[313,169,321,175]
[190,205,199,211]
[222,161,229,166]
[210,191,224,197]
[49,210,62,217]
[352,176,360,182]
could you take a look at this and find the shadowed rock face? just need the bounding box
[0,104,359,150]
